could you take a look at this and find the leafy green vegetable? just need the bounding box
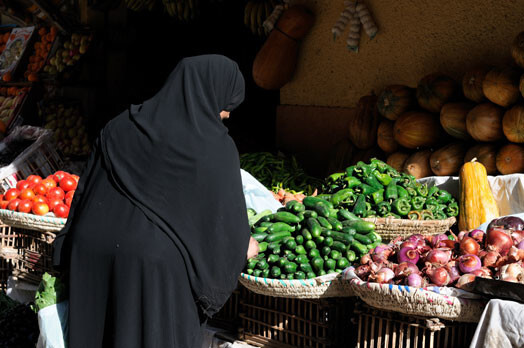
[248,209,272,227]
[32,273,66,313]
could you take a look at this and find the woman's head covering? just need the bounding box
[100,55,249,316]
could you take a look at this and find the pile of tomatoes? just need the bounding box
[0,171,79,218]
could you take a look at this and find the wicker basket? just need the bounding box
[0,209,66,232]
[238,272,355,299]
[362,217,456,242]
[350,278,486,323]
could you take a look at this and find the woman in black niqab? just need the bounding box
[52,55,251,347]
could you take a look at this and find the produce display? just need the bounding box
[0,87,29,132]
[321,159,458,220]
[43,32,92,75]
[0,171,78,218]
[354,216,524,289]
[271,187,309,205]
[24,26,57,82]
[240,152,322,195]
[40,101,90,156]
[246,202,379,279]
[0,27,35,82]
[0,31,11,56]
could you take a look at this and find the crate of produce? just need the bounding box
[0,126,63,194]
[353,302,478,348]
[239,286,356,348]
[207,286,242,333]
[0,26,36,82]
[0,86,32,133]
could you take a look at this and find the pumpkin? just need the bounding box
[387,152,409,172]
[462,67,490,103]
[429,143,466,176]
[377,119,398,153]
[348,94,380,150]
[519,74,524,98]
[393,111,441,149]
[511,31,524,69]
[403,150,432,179]
[440,102,475,140]
[377,85,415,121]
[496,143,524,174]
[482,67,520,108]
[327,138,354,174]
[464,143,498,175]
[416,73,457,113]
[502,105,524,143]
[466,103,505,142]
[458,160,500,231]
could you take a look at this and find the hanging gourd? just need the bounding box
[331,0,378,53]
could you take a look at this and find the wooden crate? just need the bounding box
[353,302,478,348]
[239,286,356,348]
[207,286,242,333]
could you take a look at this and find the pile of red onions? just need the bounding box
[355,216,524,289]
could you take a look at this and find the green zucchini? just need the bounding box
[317,216,332,229]
[313,203,331,218]
[266,231,292,243]
[337,209,360,221]
[303,196,334,209]
[303,210,318,218]
[268,222,295,234]
[341,220,375,234]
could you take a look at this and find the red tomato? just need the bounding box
[32,202,49,216]
[47,198,62,212]
[17,199,33,213]
[26,175,42,186]
[46,187,65,201]
[71,174,80,183]
[16,180,30,191]
[33,183,48,196]
[53,203,69,218]
[0,194,3,201]
[19,188,36,201]
[4,188,20,201]
[33,195,48,205]
[7,199,21,211]
[59,176,77,192]
[53,171,68,183]
[0,200,10,209]
[41,178,57,190]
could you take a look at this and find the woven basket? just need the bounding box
[350,278,486,323]
[238,272,355,299]
[0,209,66,232]
[362,216,456,242]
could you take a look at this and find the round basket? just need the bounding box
[363,216,456,242]
[350,278,486,323]
[238,272,355,299]
[0,209,66,232]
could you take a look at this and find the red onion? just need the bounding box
[431,234,448,248]
[511,230,524,245]
[486,228,513,256]
[469,229,485,243]
[439,240,458,249]
[498,262,524,283]
[458,231,468,241]
[395,262,420,278]
[458,254,482,273]
[482,251,500,268]
[456,274,476,289]
[355,265,371,279]
[375,267,395,284]
[425,248,452,265]
[518,240,524,250]
[426,266,451,286]
[371,244,392,263]
[459,237,480,255]
[406,273,424,287]
[398,247,420,264]
[400,241,416,250]
[361,254,372,265]
[445,262,461,283]
[471,267,492,278]
[407,234,425,243]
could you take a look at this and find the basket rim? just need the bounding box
[0,209,66,232]
[362,216,456,227]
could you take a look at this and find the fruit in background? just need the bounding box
[59,175,77,192]
[26,175,42,186]
[403,149,433,179]
[503,105,524,143]
[496,143,524,175]
[24,26,57,81]
[4,188,19,201]
[43,32,92,75]
[482,67,521,108]
[32,202,49,216]
[47,198,62,211]
[19,188,35,201]
[393,111,441,149]
[440,102,474,140]
[462,67,490,103]
[53,203,69,218]
[47,187,65,201]
[377,85,416,121]
[464,143,498,175]
[34,195,48,205]
[16,180,30,191]
[0,88,27,126]
[0,201,8,209]
[7,199,21,211]
[466,103,505,142]
[17,199,32,213]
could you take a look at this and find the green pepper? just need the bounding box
[346,250,356,262]
[284,262,298,274]
[371,189,384,205]
[370,158,389,173]
[344,176,362,188]
[399,174,416,188]
[437,204,447,212]
[330,250,342,260]
[295,235,304,245]
[327,172,346,182]
[428,185,439,198]
[354,162,374,177]
[393,198,411,216]
[261,269,270,278]
[307,271,317,279]
[384,212,401,219]
[411,196,426,210]
[295,271,306,279]
[324,236,334,247]
[376,201,391,216]
[416,183,429,197]
[353,195,367,216]
[446,202,459,217]
[405,186,417,197]
[345,165,356,177]
[331,188,354,206]
[309,248,321,259]
[321,246,332,256]
[366,210,377,218]
[421,210,434,220]
[253,269,262,277]
[437,190,453,204]
[267,254,280,264]
[408,210,422,220]
[246,268,254,275]
[300,263,313,273]
[258,242,268,253]
[270,266,281,278]
[337,257,350,269]
[372,170,393,186]
[397,186,409,199]
[435,210,447,220]
[355,184,379,195]
[425,197,438,213]
[305,240,317,250]
[364,175,383,190]
[385,180,398,201]
[257,259,269,270]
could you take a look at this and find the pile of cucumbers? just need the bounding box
[246,196,381,280]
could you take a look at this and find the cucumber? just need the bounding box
[311,257,324,272]
[313,203,331,218]
[303,210,318,218]
[295,245,307,255]
[367,231,382,243]
[253,226,268,234]
[337,257,349,269]
[341,220,375,234]
[353,233,373,245]
[314,235,325,245]
[268,222,295,234]
[274,211,301,224]
[318,269,327,276]
[304,240,317,250]
[317,216,332,229]
[278,258,288,268]
[295,271,306,279]
[286,200,306,213]
[284,262,298,274]
[306,218,322,238]
[330,231,354,244]
[321,246,331,256]
[327,217,343,231]
[295,254,309,265]
[258,221,273,227]
[252,232,268,242]
[285,238,297,250]
[350,240,369,256]
[308,248,320,259]
[337,209,360,221]
[329,250,342,260]
[303,196,334,209]
[325,258,336,271]
[332,241,347,252]
[323,236,334,247]
[295,235,304,245]
[259,215,272,223]
[301,228,313,240]
[341,227,356,235]
[321,228,333,237]
[266,231,292,243]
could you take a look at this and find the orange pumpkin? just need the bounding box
[377,85,415,121]
[482,67,520,108]
[511,31,524,69]
[416,73,457,113]
[503,105,524,143]
[377,119,399,153]
[403,150,433,179]
[387,152,410,172]
[348,95,380,150]
[496,143,524,174]
[462,67,490,103]
[464,143,498,175]
[430,143,466,176]
[393,111,441,149]
[466,103,505,142]
[440,102,475,140]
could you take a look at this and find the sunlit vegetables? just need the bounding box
[430,143,466,176]
[394,111,441,149]
[403,150,432,179]
[496,143,524,175]
[440,102,474,140]
[482,67,521,108]
[466,103,505,142]
[502,105,524,143]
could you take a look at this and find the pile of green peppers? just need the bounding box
[320,159,459,220]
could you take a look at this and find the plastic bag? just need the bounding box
[36,301,68,348]
[240,169,282,213]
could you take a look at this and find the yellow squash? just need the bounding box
[458,160,499,231]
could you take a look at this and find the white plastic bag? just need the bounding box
[36,301,68,348]
[240,169,282,213]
